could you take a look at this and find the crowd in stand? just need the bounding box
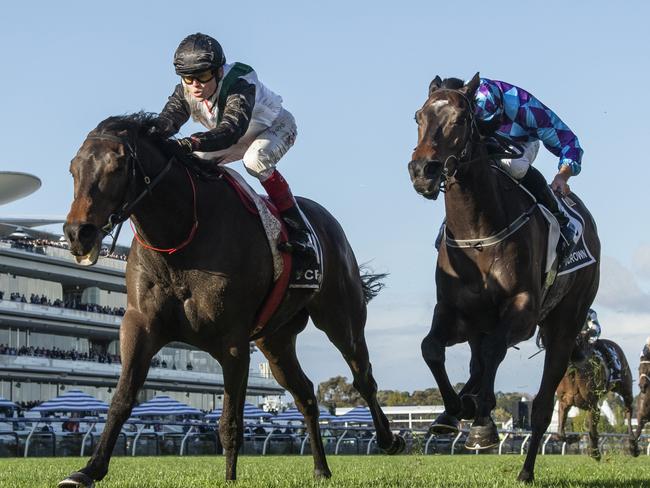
[1,238,128,261]
[0,344,198,373]
[0,291,126,316]
[0,345,121,364]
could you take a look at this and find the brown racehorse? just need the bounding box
[556,338,638,460]
[408,74,600,483]
[60,113,404,487]
[635,346,650,444]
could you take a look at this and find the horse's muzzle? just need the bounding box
[63,222,101,266]
[408,160,442,200]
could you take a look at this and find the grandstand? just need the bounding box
[0,232,284,414]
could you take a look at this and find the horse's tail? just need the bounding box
[359,264,387,304]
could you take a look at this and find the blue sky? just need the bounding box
[1,1,649,394]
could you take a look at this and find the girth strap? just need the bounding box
[445,204,537,250]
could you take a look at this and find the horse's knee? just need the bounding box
[421,334,445,365]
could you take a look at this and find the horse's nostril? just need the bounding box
[78,224,97,242]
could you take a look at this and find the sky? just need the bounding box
[1,1,649,396]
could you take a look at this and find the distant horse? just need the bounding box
[408,74,600,483]
[60,113,404,487]
[635,347,650,444]
[556,338,637,460]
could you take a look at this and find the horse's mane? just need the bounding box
[94,112,163,141]
[93,112,223,180]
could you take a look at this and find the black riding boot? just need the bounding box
[519,167,576,260]
[279,205,316,256]
[278,204,320,288]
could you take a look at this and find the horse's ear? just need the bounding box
[460,72,481,96]
[429,76,443,96]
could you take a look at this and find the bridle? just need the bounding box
[85,133,198,255]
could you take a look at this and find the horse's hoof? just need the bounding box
[58,472,95,488]
[590,448,601,462]
[465,423,499,450]
[428,412,460,435]
[629,441,640,457]
[384,434,406,455]
[516,469,534,484]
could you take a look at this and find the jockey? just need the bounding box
[472,77,583,259]
[580,308,621,383]
[582,308,601,344]
[151,33,318,287]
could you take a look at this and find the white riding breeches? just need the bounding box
[193,108,297,182]
[497,140,540,180]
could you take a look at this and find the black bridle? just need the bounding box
[85,133,175,254]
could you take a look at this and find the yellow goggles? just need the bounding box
[181,70,215,85]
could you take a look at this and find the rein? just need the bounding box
[87,133,198,255]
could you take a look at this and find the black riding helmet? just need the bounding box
[173,33,226,75]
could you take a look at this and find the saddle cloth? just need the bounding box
[593,341,623,385]
[538,194,596,276]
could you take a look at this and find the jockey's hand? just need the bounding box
[551,166,572,195]
[147,117,175,139]
[176,138,194,155]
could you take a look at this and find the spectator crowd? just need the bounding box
[0,344,197,373]
[0,291,126,317]
[2,238,128,261]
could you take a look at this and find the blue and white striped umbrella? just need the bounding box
[205,403,272,421]
[130,395,202,417]
[272,407,336,423]
[0,397,17,409]
[331,406,373,424]
[31,390,109,414]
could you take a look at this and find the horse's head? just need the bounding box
[64,127,134,265]
[408,73,481,200]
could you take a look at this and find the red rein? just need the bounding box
[130,166,198,255]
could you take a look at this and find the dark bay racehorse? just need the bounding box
[556,338,637,459]
[60,113,404,487]
[636,348,650,443]
[408,74,600,483]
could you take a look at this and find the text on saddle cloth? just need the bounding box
[539,194,596,276]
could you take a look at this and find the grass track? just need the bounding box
[1,455,649,487]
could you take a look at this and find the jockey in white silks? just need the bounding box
[150,33,318,288]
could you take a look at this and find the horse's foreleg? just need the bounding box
[588,409,601,461]
[621,384,640,456]
[464,325,508,450]
[59,311,162,488]
[256,314,331,479]
[518,331,573,483]
[557,399,569,442]
[218,341,250,481]
[421,305,462,430]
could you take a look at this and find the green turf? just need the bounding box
[0,455,648,487]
